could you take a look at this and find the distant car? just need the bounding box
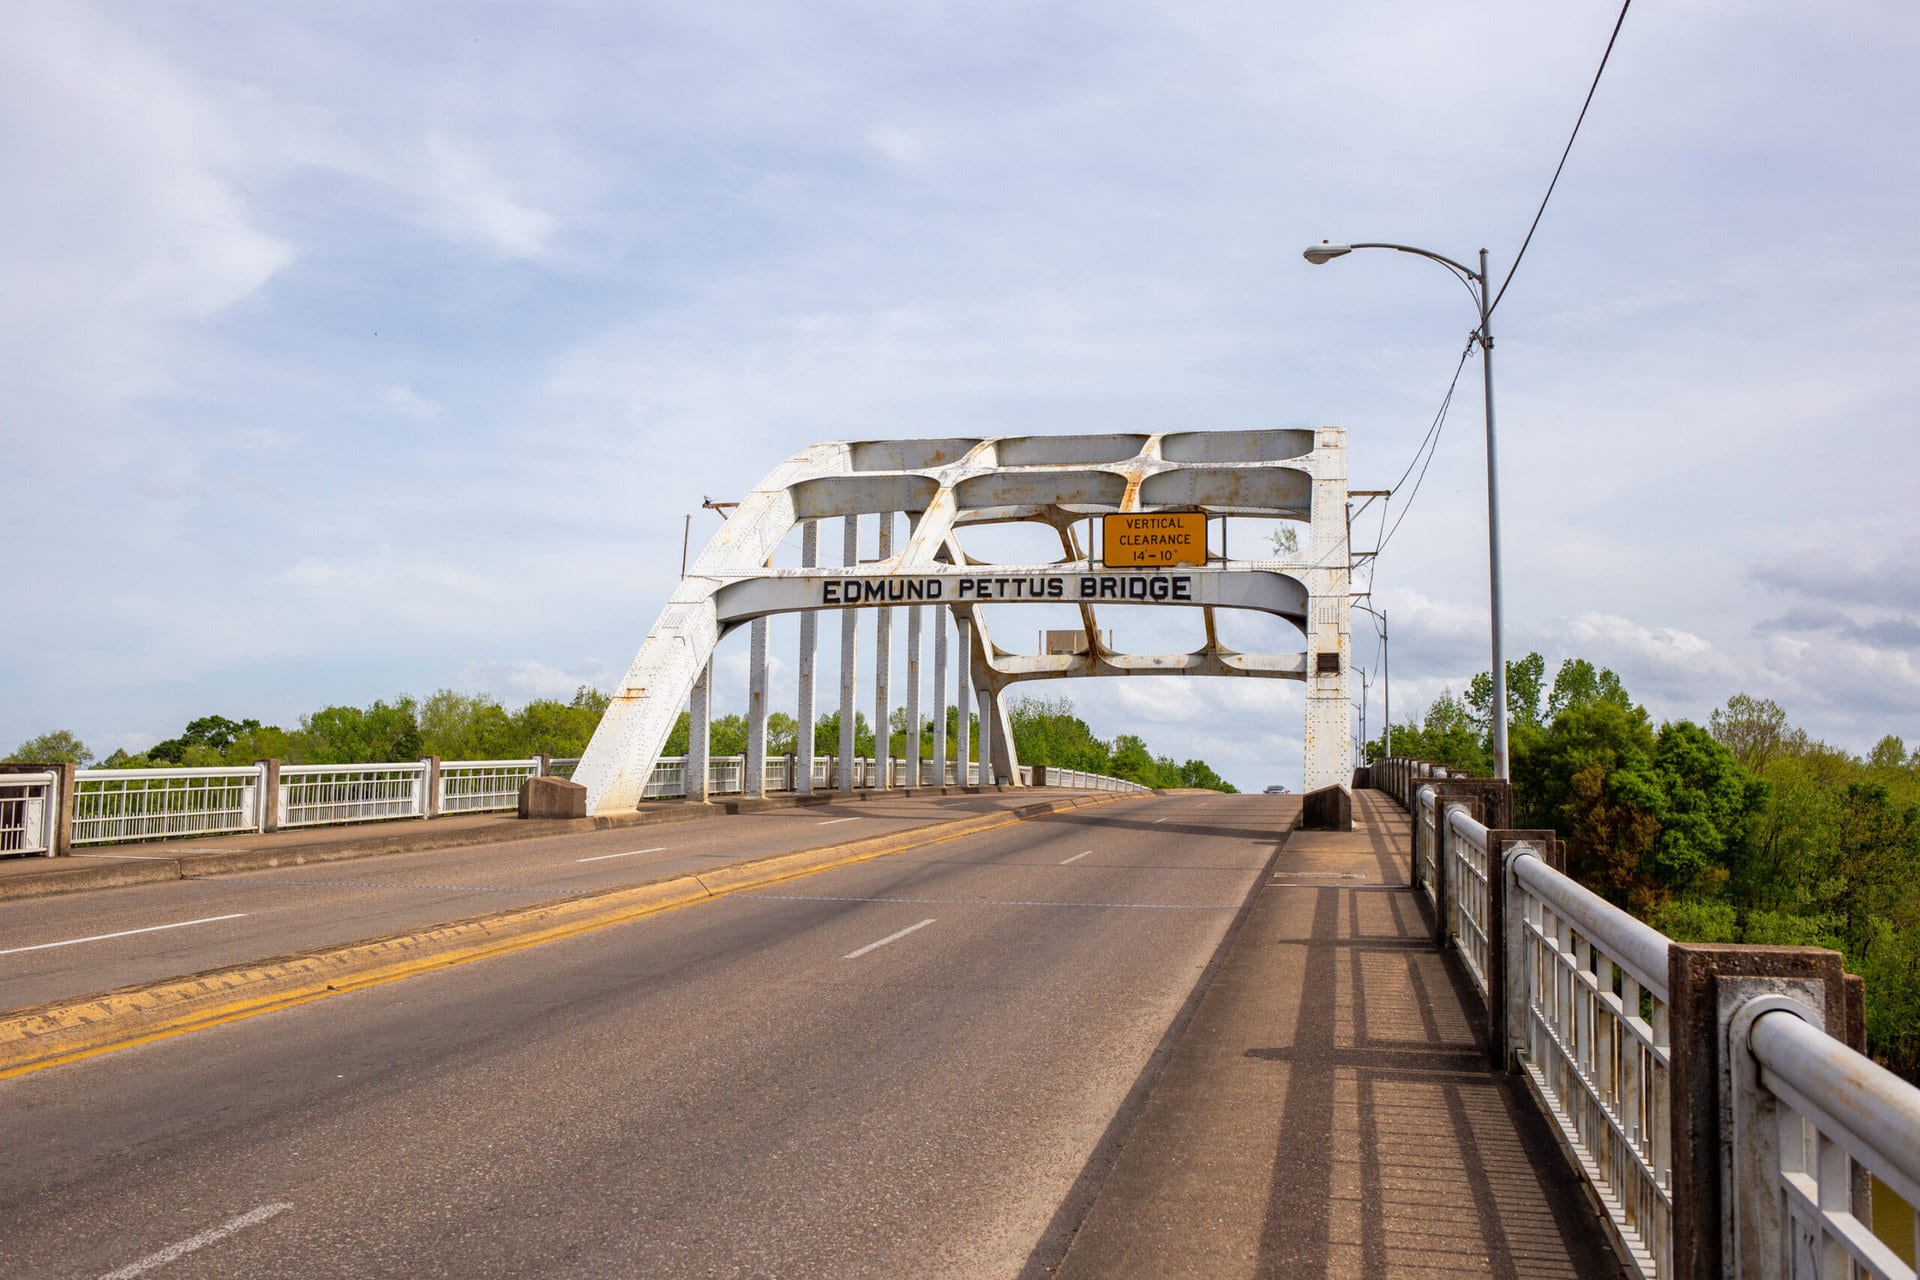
[1264,785,1288,794]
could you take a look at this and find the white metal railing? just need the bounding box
[1040,767,1150,793]
[1747,1008,1920,1279]
[439,759,539,814]
[1446,804,1493,998]
[0,772,57,855]
[72,766,263,845]
[281,763,427,828]
[643,758,687,800]
[52,747,1142,847]
[1415,785,1439,909]
[1510,847,1673,1280]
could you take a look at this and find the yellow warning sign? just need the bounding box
[1102,512,1207,568]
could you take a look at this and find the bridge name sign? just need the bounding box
[821,573,1195,604]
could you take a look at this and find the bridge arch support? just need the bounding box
[573,430,1352,816]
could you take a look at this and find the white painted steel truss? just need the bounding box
[574,429,1351,816]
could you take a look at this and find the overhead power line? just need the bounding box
[1378,341,1474,556]
[1490,0,1634,317]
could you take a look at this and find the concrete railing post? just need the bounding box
[422,757,441,819]
[1666,942,1853,1280]
[256,758,281,834]
[1421,779,1511,946]
[534,753,550,778]
[1485,830,1559,1072]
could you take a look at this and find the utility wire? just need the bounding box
[1377,341,1474,556]
[1489,0,1634,317]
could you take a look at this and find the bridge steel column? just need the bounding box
[932,614,949,786]
[905,604,923,787]
[1301,429,1352,794]
[976,680,994,786]
[796,520,818,794]
[839,515,859,793]
[955,616,973,786]
[874,513,893,789]
[745,617,768,797]
[688,660,711,803]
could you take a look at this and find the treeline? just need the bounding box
[5,688,613,769]
[7,691,1235,793]
[1009,696,1237,791]
[1369,655,1920,1078]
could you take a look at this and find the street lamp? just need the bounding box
[1304,239,1509,780]
[1352,601,1389,759]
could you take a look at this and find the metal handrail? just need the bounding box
[1510,844,1672,1278]
[1445,804,1492,997]
[1750,1009,1920,1278]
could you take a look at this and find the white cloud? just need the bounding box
[0,4,291,410]
[382,385,445,419]
[6,0,1920,773]
[418,131,559,259]
[454,658,611,703]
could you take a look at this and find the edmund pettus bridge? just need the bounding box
[0,431,1915,1279]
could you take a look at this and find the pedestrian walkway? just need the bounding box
[1055,789,1623,1280]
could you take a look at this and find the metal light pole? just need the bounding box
[1353,601,1389,758]
[1352,667,1372,764]
[1305,241,1509,779]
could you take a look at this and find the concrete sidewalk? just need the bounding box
[1052,789,1623,1280]
[0,784,1024,903]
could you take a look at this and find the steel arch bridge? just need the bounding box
[573,429,1352,816]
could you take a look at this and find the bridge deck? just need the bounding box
[1057,789,1624,1279]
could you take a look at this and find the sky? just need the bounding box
[5,1,1918,791]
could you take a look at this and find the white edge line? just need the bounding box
[99,1202,293,1279]
[0,914,250,957]
[816,816,862,826]
[842,918,937,959]
[575,846,668,863]
[1059,850,1092,864]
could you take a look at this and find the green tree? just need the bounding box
[1546,659,1629,718]
[301,698,422,763]
[1467,652,1548,731]
[1177,759,1238,792]
[420,690,521,761]
[1374,689,1489,774]
[1708,694,1793,773]
[148,715,262,764]
[6,730,93,765]
[766,712,798,756]
[1008,696,1112,774]
[814,711,876,757]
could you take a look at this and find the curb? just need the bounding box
[0,786,1026,904]
[0,791,1136,1078]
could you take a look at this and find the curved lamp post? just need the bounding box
[1304,240,1508,780]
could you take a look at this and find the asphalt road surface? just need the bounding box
[0,791,1054,1011]
[1,791,1292,1279]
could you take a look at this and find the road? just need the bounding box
[0,791,1057,1011]
[0,791,1291,1279]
